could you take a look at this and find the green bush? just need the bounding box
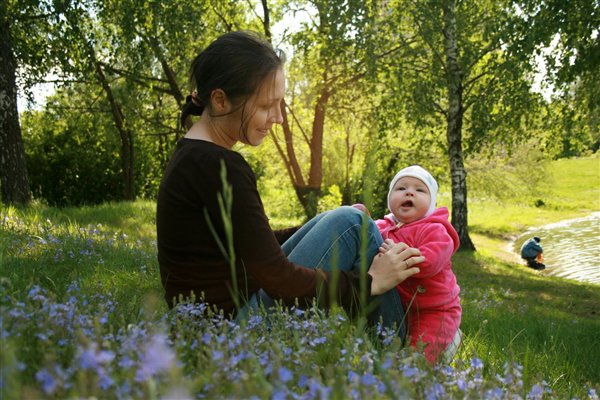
[22,107,123,206]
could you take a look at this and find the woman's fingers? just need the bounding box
[398,265,420,281]
[368,243,424,295]
[402,254,425,267]
[386,242,421,260]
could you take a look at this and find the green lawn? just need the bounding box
[1,156,598,398]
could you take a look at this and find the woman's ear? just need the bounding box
[210,89,229,113]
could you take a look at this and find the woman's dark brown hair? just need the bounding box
[181,31,285,128]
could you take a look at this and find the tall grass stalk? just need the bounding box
[203,160,241,311]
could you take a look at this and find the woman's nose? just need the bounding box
[270,103,284,125]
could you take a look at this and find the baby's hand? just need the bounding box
[379,239,395,254]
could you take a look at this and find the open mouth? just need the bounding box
[401,200,414,207]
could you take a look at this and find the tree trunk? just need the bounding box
[299,83,330,218]
[270,94,325,219]
[258,1,325,219]
[443,0,475,251]
[94,62,135,200]
[0,13,32,205]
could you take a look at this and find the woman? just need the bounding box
[156,31,423,333]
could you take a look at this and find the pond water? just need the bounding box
[512,212,600,285]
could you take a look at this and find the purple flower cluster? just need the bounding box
[1,212,155,271]
[2,283,178,398]
[3,282,599,399]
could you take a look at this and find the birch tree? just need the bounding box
[0,0,47,204]
[1,3,32,204]
[379,0,538,250]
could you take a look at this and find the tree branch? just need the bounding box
[285,103,311,145]
[99,63,176,95]
[211,4,234,31]
[408,1,447,74]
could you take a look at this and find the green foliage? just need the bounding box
[512,0,599,97]
[7,0,62,93]
[509,0,600,158]
[378,0,540,156]
[21,102,123,206]
[12,0,598,214]
[466,145,549,206]
[541,97,600,158]
[317,184,343,213]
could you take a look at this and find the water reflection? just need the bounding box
[513,212,600,285]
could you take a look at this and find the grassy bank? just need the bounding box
[1,157,599,398]
[459,156,600,395]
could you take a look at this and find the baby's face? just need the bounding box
[389,176,431,224]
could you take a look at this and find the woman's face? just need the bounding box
[238,69,285,146]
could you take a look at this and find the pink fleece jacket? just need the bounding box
[375,207,461,362]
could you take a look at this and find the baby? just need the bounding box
[375,165,462,363]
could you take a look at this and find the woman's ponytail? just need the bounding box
[180,93,204,128]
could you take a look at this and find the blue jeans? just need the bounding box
[241,206,407,338]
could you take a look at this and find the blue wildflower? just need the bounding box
[28,285,46,301]
[35,368,57,395]
[361,372,377,386]
[212,351,224,361]
[272,388,288,400]
[484,387,503,399]
[135,332,176,382]
[527,384,544,399]
[425,383,445,400]
[278,366,293,383]
[309,336,326,346]
[471,357,484,369]
[118,355,136,369]
[402,366,420,379]
[98,373,114,391]
[298,374,309,388]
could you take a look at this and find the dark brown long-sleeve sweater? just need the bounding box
[156,139,372,316]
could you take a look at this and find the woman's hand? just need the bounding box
[368,242,423,295]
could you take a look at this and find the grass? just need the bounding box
[1,157,599,399]
[467,156,600,237]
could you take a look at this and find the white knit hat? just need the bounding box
[387,165,438,218]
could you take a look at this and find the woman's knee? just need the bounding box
[327,205,364,224]
[325,206,380,238]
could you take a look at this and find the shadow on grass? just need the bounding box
[454,249,600,390]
